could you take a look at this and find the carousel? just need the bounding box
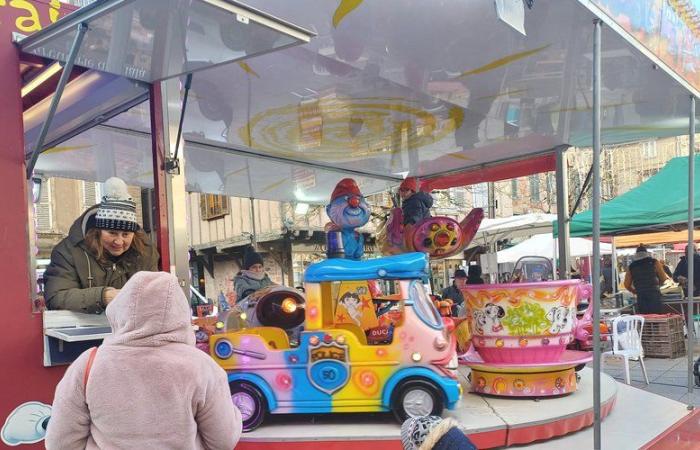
[0,1,698,449]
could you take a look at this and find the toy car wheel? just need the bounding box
[391,379,444,423]
[230,381,267,432]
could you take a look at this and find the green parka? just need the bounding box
[43,206,159,313]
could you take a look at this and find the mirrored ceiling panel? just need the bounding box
[19,0,313,82]
[35,122,396,203]
[171,0,691,179]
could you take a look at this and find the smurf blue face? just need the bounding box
[327,194,370,229]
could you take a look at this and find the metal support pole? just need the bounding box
[487,182,497,219]
[556,146,571,279]
[592,18,603,450]
[25,23,88,179]
[688,95,696,406]
[250,197,258,248]
[611,237,618,298]
[161,76,191,293]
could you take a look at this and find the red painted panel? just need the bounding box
[0,2,77,449]
[640,409,700,450]
[422,154,557,191]
[506,396,617,446]
[467,429,508,449]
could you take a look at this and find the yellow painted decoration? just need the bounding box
[238,61,260,78]
[470,366,577,397]
[446,152,472,161]
[459,45,550,78]
[475,88,528,101]
[260,178,287,194]
[332,0,364,28]
[43,144,94,155]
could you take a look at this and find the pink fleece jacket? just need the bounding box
[45,271,242,449]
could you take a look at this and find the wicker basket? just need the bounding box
[642,316,684,339]
[642,339,686,358]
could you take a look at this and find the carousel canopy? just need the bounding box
[21,0,700,203]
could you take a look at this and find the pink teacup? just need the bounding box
[463,280,590,364]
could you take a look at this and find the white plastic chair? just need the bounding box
[603,315,649,385]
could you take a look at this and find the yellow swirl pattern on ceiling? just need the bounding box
[333,0,364,28]
[238,97,464,162]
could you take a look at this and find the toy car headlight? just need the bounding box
[214,339,234,359]
[281,298,297,314]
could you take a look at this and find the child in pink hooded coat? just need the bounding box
[46,271,242,449]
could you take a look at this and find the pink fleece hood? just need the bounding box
[103,271,195,347]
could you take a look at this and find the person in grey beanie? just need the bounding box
[233,246,275,302]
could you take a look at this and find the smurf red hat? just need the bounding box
[399,177,419,192]
[331,178,362,201]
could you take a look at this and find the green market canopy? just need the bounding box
[556,155,700,237]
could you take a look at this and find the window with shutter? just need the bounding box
[201,194,230,220]
[82,181,96,209]
[36,179,52,232]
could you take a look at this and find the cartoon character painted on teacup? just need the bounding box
[472,310,487,335]
[484,303,505,333]
[546,306,572,334]
[325,178,371,260]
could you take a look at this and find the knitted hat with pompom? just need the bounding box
[95,177,139,232]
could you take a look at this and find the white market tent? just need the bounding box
[496,232,612,264]
[472,213,557,247]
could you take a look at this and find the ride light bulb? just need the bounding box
[281,298,297,314]
[411,352,422,362]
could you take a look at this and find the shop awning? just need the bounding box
[556,155,700,237]
[614,230,700,248]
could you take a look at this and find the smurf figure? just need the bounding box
[325,178,371,260]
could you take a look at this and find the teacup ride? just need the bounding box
[379,207,484,259]
[459,279,594,397]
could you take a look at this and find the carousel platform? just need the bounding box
[236,367,619,449]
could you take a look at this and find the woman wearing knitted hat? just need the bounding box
[44,177,159,313]
[233,246,275,301]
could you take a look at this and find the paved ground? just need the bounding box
[599,341,700,407]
